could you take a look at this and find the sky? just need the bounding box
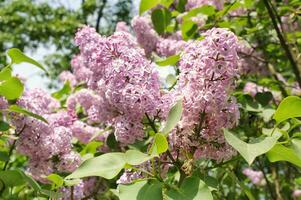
[13,0,140,91]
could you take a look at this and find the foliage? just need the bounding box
[0,0,133,84]
[0,0,301,199]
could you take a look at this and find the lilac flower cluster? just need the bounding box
[60,178,103,200]
[169,28,240,161]
[242,168,266,186]
[185,0,224,10]
[131,16,160,57]
[72,26,161,144]
[131,16,186,57]
[11,89,81,182]
[293,189,301,198]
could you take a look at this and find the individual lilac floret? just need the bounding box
[131,16,159,57]
[243,168,266,186]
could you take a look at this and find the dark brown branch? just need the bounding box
[263,0,301,88]
[95,0,107,33]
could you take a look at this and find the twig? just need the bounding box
[3,125,26,171]
[257,159,276,200]
[95,0,107,32]
[263,0,301,88]
[70,186,74,200]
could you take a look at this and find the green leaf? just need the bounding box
[19,170,41,191]
[47,174,64,188]
[0,151,9,162]
[151,8,171,35]
[139,0,160,15]
[149,133,168,155]
[118,180,163,200]
[156,55,180,66]
[181,20,198,40]
[166,176,213,200]
[273,96,301,124]
[0,66,12,81]
[186,5,215,17]
[125,150,156,165]
[64,178,81,187]
[66,153,125,180]
[160,0,173,8]
[40,189,63,198]
[0,121,10,131]
[80,141,103,156]
[162,100,183,135]
[255,92,273,106]
[266,144,301,168]
[166,74,177,88]
[224,129,280,165]
[176,0,187,12]
[107,132,118,149]
[0,77,24,100]
[0,170,26,187]
[8,105,48,123]
[292,139,301,159]
[51,81,72,100]
[7,48,47,73]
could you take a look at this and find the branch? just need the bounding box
[95,0,107,33]
[263,0,301,88]
[3,125,26,171]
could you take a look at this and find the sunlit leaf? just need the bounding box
[7,48,47,73]
[0,77,24,100]
[118,180,163,200]
[266,144,301,168]
[47,174,64,188]
[224,129,280,165]
[149,133,168,155]
[125,150,156,165]
[139,0,160,15]
[66,153,125,180]
[156,55,180,66]
[162,100,183,135]
[274,96,301,124]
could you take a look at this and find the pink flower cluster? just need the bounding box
[170,28,240,161]
[11,89,81,182]
[131,16,186,57]
[60,178,104,200]
[242,168,266,186]
[69,26,161,144]
[293,189,301,198]
[185,0,224,10]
